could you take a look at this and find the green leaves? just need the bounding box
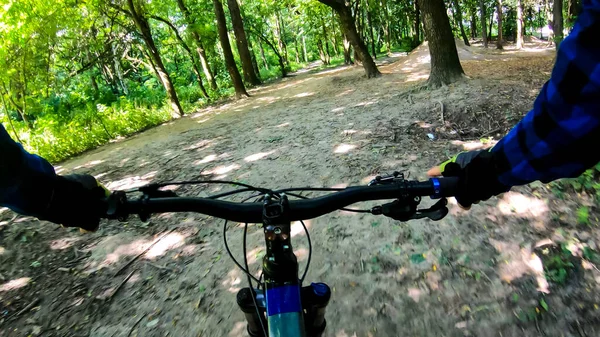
[410,253,426,264]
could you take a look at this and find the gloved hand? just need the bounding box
[427,150,511,208]
[39,174,109,231]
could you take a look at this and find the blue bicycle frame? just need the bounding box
[236,195,330,337]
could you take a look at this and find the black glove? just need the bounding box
[434,150,511,208]
[39,174,109,231]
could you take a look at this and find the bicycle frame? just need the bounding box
[236,195,330,337]
[263,220,305,337]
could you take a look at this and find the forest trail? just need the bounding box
[3,41,600,337]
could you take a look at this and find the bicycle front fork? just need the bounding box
[237,282,331,337]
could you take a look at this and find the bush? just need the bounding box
[8,97,172,163]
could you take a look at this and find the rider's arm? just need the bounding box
[0,124,107,230]
[491,0,600,186]
[0,124,57,216]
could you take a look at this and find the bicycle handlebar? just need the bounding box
[105,177,459,223]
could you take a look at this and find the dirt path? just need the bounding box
[2,41,600,337]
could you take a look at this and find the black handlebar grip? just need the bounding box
[432,177,460,197]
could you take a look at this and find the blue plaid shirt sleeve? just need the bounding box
[491,0,600,186]
[0,124,56,215]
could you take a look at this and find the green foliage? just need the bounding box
[550,163,600,203]
[577,206,590,226]
[542,244,575,285]
[410,253,426,264]
[0,0,432,164]
[6,98,171,163]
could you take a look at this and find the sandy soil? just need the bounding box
[2,40,600,337]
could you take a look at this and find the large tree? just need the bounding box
[516,0,524,48]
[227,0,261,85]
[317,0,381,78]
[419,0,465,87]
[480,0,488,47]
[552,0,564,46]
[176,0,218,90]
[496,0,503,49]
[125,0,184,116]
[213,0,248,98]
[451,0,471,46]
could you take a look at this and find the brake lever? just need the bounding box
[139,184,178,198]
[371,198,449,222]
[411,198,449,221]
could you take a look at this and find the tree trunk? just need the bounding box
[274,12,288,64]
[213,0,248,98]
[321,19,332,64]
[258,42,269,70]
[342,34,353,64]
[488,8,494,41]
[470,7,478,39]
[415,1,422,43]
[111,44,128,95]
[452,0,471,46]
[151,15,209,99]
[382,0,392,55]
[127,0,184,116]
[302,35,308,62]
[319,0,380,78]
[227,0,261,85]
[552,0,564,46]
[294,38,301,63]
[176,0,218,90]
[317,40,329,65]
[366,6,377,58]
[496,0,504,49]
[567,0,580,31]
[516,0,524,48]
[420,0,465,87]
[249,39,261,77]
[255,33,287,77]
[480,0,488,47]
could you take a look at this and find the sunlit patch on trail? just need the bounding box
[245,247,264,266]
[194,154,217,166]
[50,237,80,250]
[85,231,189,273]
[332,107,345,112]
[244,150,276,162]
[291,220,311,237]
[331,183,349,189]
[450,139,497,151]
[295,247,309,262]
[146,233,186,259]
[185,139,215,151]
[405,71,429,83]
[489,238,549,292]
[336,89,355,97]
[275,122,290,128]
[203,164,240,175]
[222,269,243,293]
[73,160,105,171]
[354,100,377,107]
[294,92,314,98]
[228,321,247,337]
[497,191,548,220]
[0,277,31,292]
[106,171,157,190]
[0,247,5,255]
[334,144,356,154]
